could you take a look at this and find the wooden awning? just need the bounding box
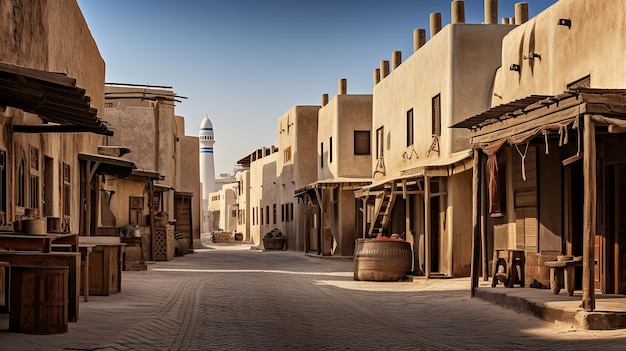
[0,61,113,136]
[456,89,626,145]
[295,178,372,197]
[78,153,136,178]
[451,95,552,130]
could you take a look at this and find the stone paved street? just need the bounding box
[1,244,626,350]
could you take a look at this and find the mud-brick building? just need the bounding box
[0,0,113,235]
[239,105,319,250]
[103,85,201,260]
[353,1,516,277]
[248,146,279,247]
[454,0,626,310]
[296,80,372,257]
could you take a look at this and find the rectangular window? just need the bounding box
[354,130,370,155]
[129,196,144,225]
[376,127,384,159]
[281,204,285,222]
[16,155,25,207]
[266,205,270,224]
[273,204,277,224]
[43,156,53,217]
[284,146,292,162]
[0,151,6,226]
[290,202,294,221]
[63,163,71,218]
[432,94,441,137]
[29,146,39,211]
[320,142,324,168]
[329,137,333,163]
[260,207,264,225]
[406,108,414,146]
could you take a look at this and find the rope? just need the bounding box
[515,142,530,181]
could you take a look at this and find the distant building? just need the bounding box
[296,80,373,257]
[104,84,201,257]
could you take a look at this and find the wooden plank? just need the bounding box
[0,61,76,86]
[582,115,596,311]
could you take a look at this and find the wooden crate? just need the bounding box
[9,265,69,334]
[88,244,125,296]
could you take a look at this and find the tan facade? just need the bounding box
[297,84,373,256]
[103,85,200,257]
[359,8,515,277]
[0,0,107,235]
[249,148,279,247]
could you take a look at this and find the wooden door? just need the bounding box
[174,193,192,243]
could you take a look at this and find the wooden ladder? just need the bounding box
[368,191,395,237]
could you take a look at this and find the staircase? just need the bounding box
[368,191,395,237]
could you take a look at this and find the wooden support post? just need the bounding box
[471,150,481,296]
[424,176,431,278]
[582,114,596,311]
[480,158,488,281]
[362,196,369,239]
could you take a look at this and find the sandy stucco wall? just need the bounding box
[250,151,278,246]
[372,23,512,184]
[0,0,105,231]
[179,132,201,242]
[292,106,319,189]
[236,170,250,241]
[318,94,372,180]
[492,0,626,105]
[337,95,373,178]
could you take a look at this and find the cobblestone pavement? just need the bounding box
[1,244,626,350]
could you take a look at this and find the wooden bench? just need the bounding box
[544,258,582,296]
[0,251,80,322]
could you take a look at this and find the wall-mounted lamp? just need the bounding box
[509,64,521,72]
[558,18,571,28]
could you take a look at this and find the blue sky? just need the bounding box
[77,0,556,176]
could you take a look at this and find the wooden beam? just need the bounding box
[424,175,431,278]
[12,125,104,134]
[582,114,596,311]
[471,104,583,144]
[480,154,488,281]
[471,150,481,296]
[608,125,626,133]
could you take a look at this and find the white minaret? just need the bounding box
[200,116,217,233]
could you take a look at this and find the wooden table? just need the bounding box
[53,244,95,302]
[0,233,78,253]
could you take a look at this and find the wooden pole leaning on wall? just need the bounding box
[471,150,482,296]
[424,176,431,278]
[582,114,596,311]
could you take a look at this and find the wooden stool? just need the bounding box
[544,258,582,296]
[492,249,525,288]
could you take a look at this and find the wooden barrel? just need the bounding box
[354,239,412,281]
[9,265,69,334]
